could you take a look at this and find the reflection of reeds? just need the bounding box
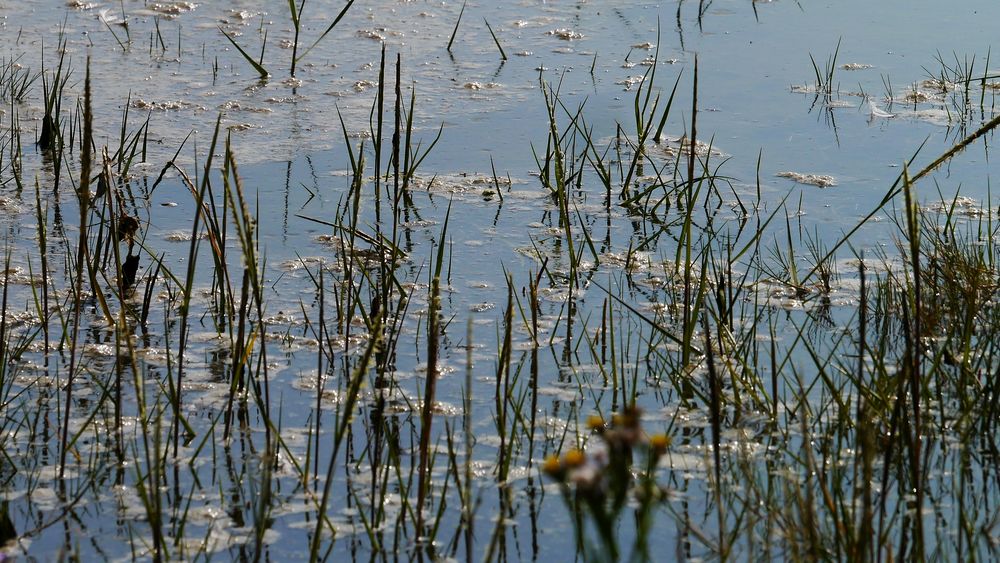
[59,56,90,481]
[311,316,381,563]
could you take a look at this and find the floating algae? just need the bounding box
[776,171,838,188]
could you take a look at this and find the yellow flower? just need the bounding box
[542,454,563,477]
[586,414,605,430]
[649,433,671,455]
[563,448,586,468]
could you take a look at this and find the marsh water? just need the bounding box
[1,0,1000,560]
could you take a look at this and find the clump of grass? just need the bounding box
[809,37,841,95]
[287,0,356,77]
[0,56,39,102]
[37,40,69,156]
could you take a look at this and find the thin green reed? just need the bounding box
[416,201,450,544]
[172,116,222,456]
[447,1,466,52]
[900,165,925,558]
[288,0,355,77]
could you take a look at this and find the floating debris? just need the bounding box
[140,1,197,17]
[923,196,985,217]
[220,100,272,113]
[868,99,895,118]
[776,171,838,188]
[919,78,957,92]
[132,99,204,111]
[277,257,325,272]
[398,219,438,228]
[840,63,873,70]
[97,8,121,24]
[163,230,209,242]
[547,28,584,40]
[462,82,501,90]
[356,28,387,41]
[657,135,728,158]
[353,79,378,92]
[409,172,516,196]
[227,9,264,22]
[83,343,117,358]
[616,75,646,90]
[0,267,45,287]
[897,89,936,104]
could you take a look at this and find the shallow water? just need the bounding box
[1,0,999,560]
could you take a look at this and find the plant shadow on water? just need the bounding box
[2,0,1000,561]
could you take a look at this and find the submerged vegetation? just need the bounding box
[2,1,1000,561]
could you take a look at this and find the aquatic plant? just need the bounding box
[809,38,841,96]
[544,407,670,561]
[287,0,356,77]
